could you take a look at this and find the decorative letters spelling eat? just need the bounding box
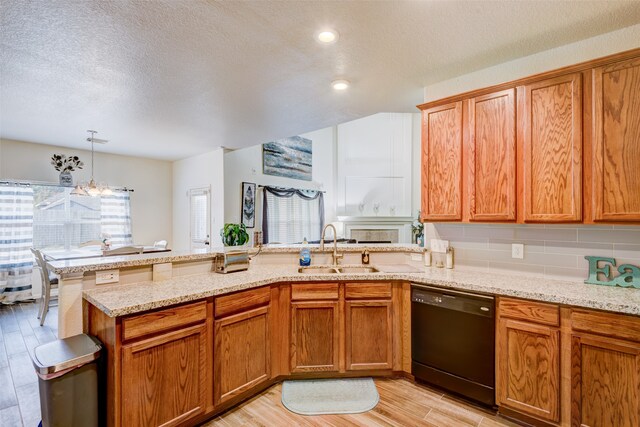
[584,256,640,288]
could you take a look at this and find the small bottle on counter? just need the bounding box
[299,238,311,266]
[446,246,454,269]
[423,249,431,267]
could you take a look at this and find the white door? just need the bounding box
[189,187,210,250]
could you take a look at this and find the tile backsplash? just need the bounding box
[425,223,640,281]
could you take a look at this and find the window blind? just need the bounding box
[190,189,209,244]
[263,187,324,244]
[0,186,34,303]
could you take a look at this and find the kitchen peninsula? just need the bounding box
[57,243,640,427]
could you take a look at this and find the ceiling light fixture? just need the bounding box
[317,29,338,43]
[332,79,350,91]
[70,130,113,197]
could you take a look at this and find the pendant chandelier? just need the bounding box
[70,130,113,197]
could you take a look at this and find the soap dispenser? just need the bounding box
[299,238,311,266]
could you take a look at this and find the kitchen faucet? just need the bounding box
[320,224,343,266]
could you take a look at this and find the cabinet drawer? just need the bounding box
[215,286,270,318]
[291,283,339,301]
[345,282,392,299]
[498,297,559,327]
[122,301,207,341]
[572,309,640,343]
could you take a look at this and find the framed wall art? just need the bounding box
[241,182,256,228]
[262,136,312,181]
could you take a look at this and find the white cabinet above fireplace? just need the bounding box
[336,113,414,217]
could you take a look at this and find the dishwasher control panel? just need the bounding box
[411,286,494,318]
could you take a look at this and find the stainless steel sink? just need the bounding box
[297,265,380,274]
[298,266,339,274]
[337,266,380,274]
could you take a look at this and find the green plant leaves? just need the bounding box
[221,223,249,246]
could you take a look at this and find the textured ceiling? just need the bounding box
[1,1,640,160]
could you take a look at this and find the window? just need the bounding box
[32,185,132,250]
[262,187,324,244]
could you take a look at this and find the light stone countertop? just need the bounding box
[83,263,640,318]
[48,244,423,275]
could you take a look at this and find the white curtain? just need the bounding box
[263,187,324,244]
[0,185,34,303]
[100,192,133,246]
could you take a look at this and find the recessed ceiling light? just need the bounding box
[332,79,350,91]
[317,29,338,43]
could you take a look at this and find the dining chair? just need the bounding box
[153,240,168,249]
[103,245,144,256]
[30,248,59,326]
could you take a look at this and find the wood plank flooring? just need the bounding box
[203,378,520,427]
[0,301,58,427]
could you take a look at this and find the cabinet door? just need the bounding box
[496,318,560,422]
[121,324,207,427]
[214,306,270,406]
[421,101,463,221]
[572,333,640,427]
[467,89,517,221]
[592,57,640,222]
[345,300,392,371]
[521,73,582,222]
[290,300,340,372]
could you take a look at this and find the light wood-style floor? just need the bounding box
[0,301,58,427]
[204,378,520,427]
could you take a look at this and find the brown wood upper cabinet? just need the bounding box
[591,57,640,222]
[466,89,517,221]
[421,101,463,221]
[521,73,583,222]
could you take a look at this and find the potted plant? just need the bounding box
[51,154,84,186]
[220,223,249,247]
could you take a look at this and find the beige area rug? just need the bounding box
[281,378,380,415]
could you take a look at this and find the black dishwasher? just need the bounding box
[411,284,495,407]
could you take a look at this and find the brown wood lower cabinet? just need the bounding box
[496,297,561,424]
[571,329,640,427]
[121,323,208,427]
[213,305,270,405]
[88,281,640,427]
[345,300,392,371]
[496,318,560,422]
[290,300,341,373]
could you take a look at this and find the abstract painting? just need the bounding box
[241,182,256,228]
[262,136,312,181]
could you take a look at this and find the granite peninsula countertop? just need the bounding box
[83,263,640,318]
[48,244,423,274]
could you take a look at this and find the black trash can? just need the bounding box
[31,334,102,427]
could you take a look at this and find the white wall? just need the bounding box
[0,138,173,245]
[172,149,225,251]
[423,23,640,102]
[224,127,335,243]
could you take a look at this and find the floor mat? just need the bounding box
[281,377,379,415]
